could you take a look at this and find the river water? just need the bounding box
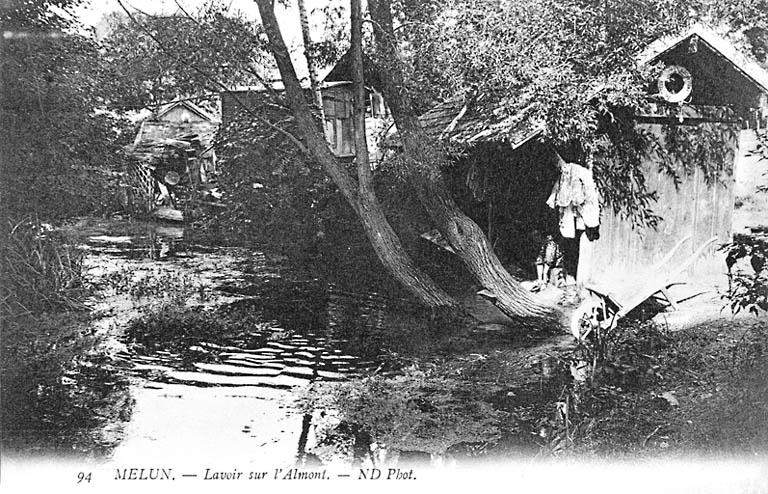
[69,219,423,468]
[3,218,577,469]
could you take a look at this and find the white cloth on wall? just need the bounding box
[547,161,601,238]
[572,164,600,228]
[559,205,576,238]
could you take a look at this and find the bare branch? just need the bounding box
[114,0,308,154]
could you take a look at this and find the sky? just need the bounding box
[76,0,261,27]
[73,0,345,49]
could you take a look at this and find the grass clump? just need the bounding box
[556,318,768,458]
[300,365,508,461]
[123,303,272,355]
[0,218,133,456]
[1,218,85,317]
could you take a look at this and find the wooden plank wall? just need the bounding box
[592,121,736,282]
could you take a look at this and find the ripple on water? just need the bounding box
[74,221,402,464]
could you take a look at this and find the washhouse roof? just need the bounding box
[639,23,768,94]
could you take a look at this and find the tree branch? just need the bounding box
[115,0,307,153]
[156,0,285,104]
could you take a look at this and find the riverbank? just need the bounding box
[2,217,767,467]
[300,314,768,464]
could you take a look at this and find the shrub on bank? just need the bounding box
[0,218,86,318]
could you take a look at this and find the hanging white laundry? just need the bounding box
[547,159,600,238]
[572,164,600,228]
[559,204,576,238]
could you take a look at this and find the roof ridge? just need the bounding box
[638,23,768,93]
[156,99,218,122]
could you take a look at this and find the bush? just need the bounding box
[0,218,86,318]
[1,312,132,455]
[123,303,272,355]
[720,234,768,315]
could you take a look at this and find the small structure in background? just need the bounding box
[220,51,390,165]
[125,99,220,221]
[319,50,390,162]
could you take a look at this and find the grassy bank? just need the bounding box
[0,219,131,456]
[1,219,86,316]
[300,316,768,463]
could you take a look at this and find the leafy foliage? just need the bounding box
[204,97,331,250]
[0,0,84,31]
[753,129,768,194]
[659,123,738,185]
[590,112,662,228]
[721,234,768,315]
[368,0,768,226]
[0,3,133,220]
[100,4,271,111]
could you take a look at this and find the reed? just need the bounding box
[0,218,85,317]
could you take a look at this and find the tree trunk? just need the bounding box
[368,0,561,323]
[416,173,557,320]
[296,0,324,120]
[255,0,455,309]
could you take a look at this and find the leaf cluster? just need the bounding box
[1,8,134,220]
[374,0,768,226]
[99,4,272,110]
[721,235,768,315]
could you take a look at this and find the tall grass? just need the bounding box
[0,218,85,317]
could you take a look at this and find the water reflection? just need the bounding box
[4,218,555,465]
[74,220,420,465]
[0,327,133,458]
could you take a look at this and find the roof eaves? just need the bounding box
[638,24,768,94]
[156,100,217,122]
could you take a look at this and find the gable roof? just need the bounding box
[155,99,218,123]
[639,23,768,94]
[320,49,383,89]
[415,24,768,149]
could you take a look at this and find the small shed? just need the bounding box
[125,99,221,218]
[596,25,768,281]
[154,99,216,124]
[132,99,220,180]
[416,25,768,284]
[220,51,390,164]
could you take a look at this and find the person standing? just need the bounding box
[536,234,565,286]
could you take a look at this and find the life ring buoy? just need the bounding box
[164,171,181,185]
[657,65,692,103]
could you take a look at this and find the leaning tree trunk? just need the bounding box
[255,0,455,309]
[297,0,324,120]
[368,0,561,323]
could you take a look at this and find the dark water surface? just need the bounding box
[3,218,572,466]
[3,219,446,464]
